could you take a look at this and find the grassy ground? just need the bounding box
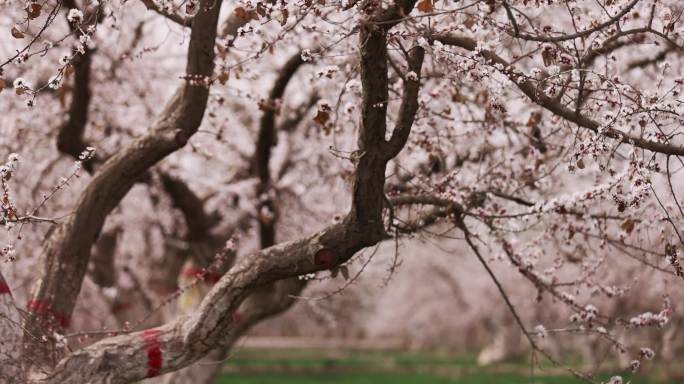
[217,348,666,384]
[217,372,583,384]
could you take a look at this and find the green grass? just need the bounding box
[218,348,673,383]
[219,372,452,384]
[218,372,593,384]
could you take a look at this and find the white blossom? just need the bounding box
[533,324,547,338]
[639,347,655,360]
[67,8,84,23]
[48,75,62,90]
[59,54,71,66]
[13,77,29,90]
[301,49,314,62]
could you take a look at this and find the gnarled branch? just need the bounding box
[23,0,223,372]
[36,3,423,382]
[431,33,684,157]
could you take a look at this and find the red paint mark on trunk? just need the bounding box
[111,302,132,314]
[52,312,71,328]
[27,300,70,328]
[182,265,203,278]
[314,248,337,268]
[27,299,50,313]
[232,312,243,324]
[205,272,222,284]
[182,265,221,284]
[0,282,10,294]
[142,329,163,377]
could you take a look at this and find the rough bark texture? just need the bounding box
[3,0,682,382]
[23,0,222,374]
[159,53,308,384]
[157,279,306,384]
[26,2,423,382]
[3,1,431,382]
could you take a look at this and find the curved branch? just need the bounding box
[510,0,638,43]
[385,46,425,159]
[253,53,305,184]
[160,173,214,245]
[163,59,314,375]
[253,53,305,247]
[139,0,192,27]
[24,0,223,370]
[158,279,305,384]
[37,3,422,382]
[432,33,684,157]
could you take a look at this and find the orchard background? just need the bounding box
[1,0,684,383]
